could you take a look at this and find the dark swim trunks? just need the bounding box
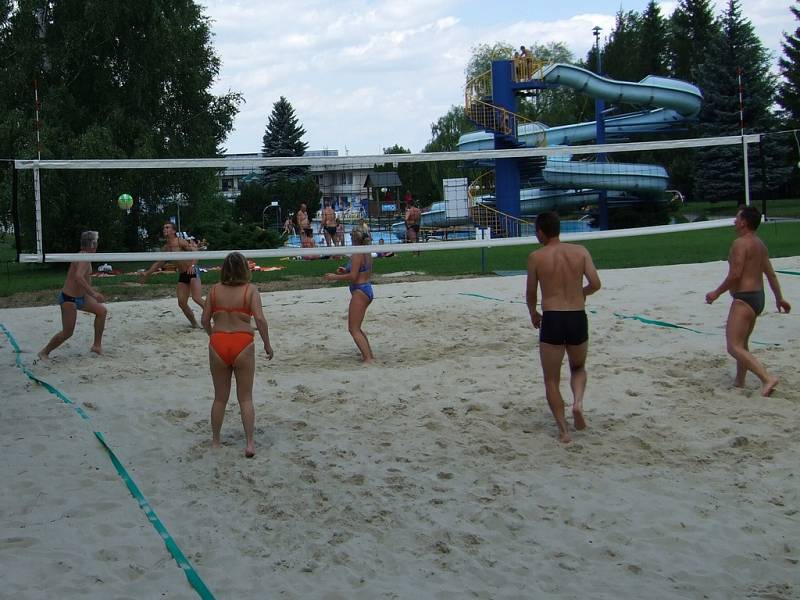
[540,310,589,345]
[406,224,420,234]
[324,226,337,236]
[58,291,85,310]
[303,228,313,237]
[178,271,198,285]
[732,290,765,316]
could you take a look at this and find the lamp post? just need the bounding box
[592,25,609,230]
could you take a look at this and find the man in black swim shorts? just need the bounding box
[526,212,601,443]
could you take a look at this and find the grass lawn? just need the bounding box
[679,197,800,220]
[1,221,798,305]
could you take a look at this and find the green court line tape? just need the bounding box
[0,324,215,600]
[776,270,800,276]
[493,270,526,277]
[458,292,526,304]
[457,294,777,346]
[612,312,778,346]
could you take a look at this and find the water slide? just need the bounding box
[458,64,702,212]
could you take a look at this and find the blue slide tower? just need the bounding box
[459,57,702,231]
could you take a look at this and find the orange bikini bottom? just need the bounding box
[209,331,254,366]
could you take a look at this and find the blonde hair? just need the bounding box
[220,251,251,285]
[80,231,98,250]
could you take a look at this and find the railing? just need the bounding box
[512,56,548,82]
[467,171,495,205]
[465,97,531,138]
[470,202,536,238]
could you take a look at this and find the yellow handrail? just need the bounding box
[467,171,495,205]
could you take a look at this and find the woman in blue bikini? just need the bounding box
[324,223,374,363]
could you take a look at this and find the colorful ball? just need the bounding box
[117,193,133,210]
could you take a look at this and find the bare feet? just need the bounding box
[733,378,746,388]
[37,350,50,361]
[211,440,221,449]
[558,430,571,444]
[90,345,102,355]
[762,377,779,397]
[572,407,587,430]
[244,446,255,458]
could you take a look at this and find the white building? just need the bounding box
[218,150,372,212]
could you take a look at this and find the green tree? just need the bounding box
[777,1,800,127]
[602,10,643,83]
[236,177,319,229]
[667,0,719,81]
[380,144,439,206]
[692,0,788,202]
[639,1,669,76]
[0,0,241,253]
[421,106,476,204]
[464,42,515,83]
[260,96,308,184]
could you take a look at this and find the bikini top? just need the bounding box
[210,284,253,316]
[344,259,371,273]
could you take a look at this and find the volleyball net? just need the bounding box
[9,133,772,263]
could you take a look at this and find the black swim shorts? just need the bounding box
[178,271,198,285]
[539,310,589,345]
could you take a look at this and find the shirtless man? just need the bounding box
[297,203,312,242]
[320,200,337,247]
[139,222,205,327]
[526,211,601,443]
[404,200,421,244]
[705,206,791,396]
[39,231,107,359]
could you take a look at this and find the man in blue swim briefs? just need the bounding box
[705,206,791,397]
[526,212,602,443]
[39,231,107,359]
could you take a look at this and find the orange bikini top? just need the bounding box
[210,284,253,316]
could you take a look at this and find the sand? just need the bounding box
[1,258,798,599]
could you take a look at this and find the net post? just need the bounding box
[10,161,21,262]
[758,138,768,221]
[33,165,44,262]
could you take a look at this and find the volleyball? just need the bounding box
[117,193,133,210]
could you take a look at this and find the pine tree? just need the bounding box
[668,0,718,81]
[638,1,668,76]
[602,10,642,82]
[692,0,788,202]
[260,96,309,184]
[777,1,800,127]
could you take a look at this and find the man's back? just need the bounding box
[732,234,768,293]
[534,242,591,311]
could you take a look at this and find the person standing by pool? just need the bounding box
[139,222,205,328]
[526,211,601,443]
[297,203,313,243]
[324,222,374,363]
[320,200,337,247]
[201,252,274,458]
[38,231,107,359]
[705,206,791,396]
[404,197,421,244]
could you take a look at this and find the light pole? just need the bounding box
[592,25,609,230]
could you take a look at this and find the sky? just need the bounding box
[198,0,796,156]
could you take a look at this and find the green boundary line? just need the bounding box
[0,323,215,600]
[776,270,800,276]
[457,292,778,346]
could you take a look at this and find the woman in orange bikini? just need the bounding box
[201,252,274,458]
